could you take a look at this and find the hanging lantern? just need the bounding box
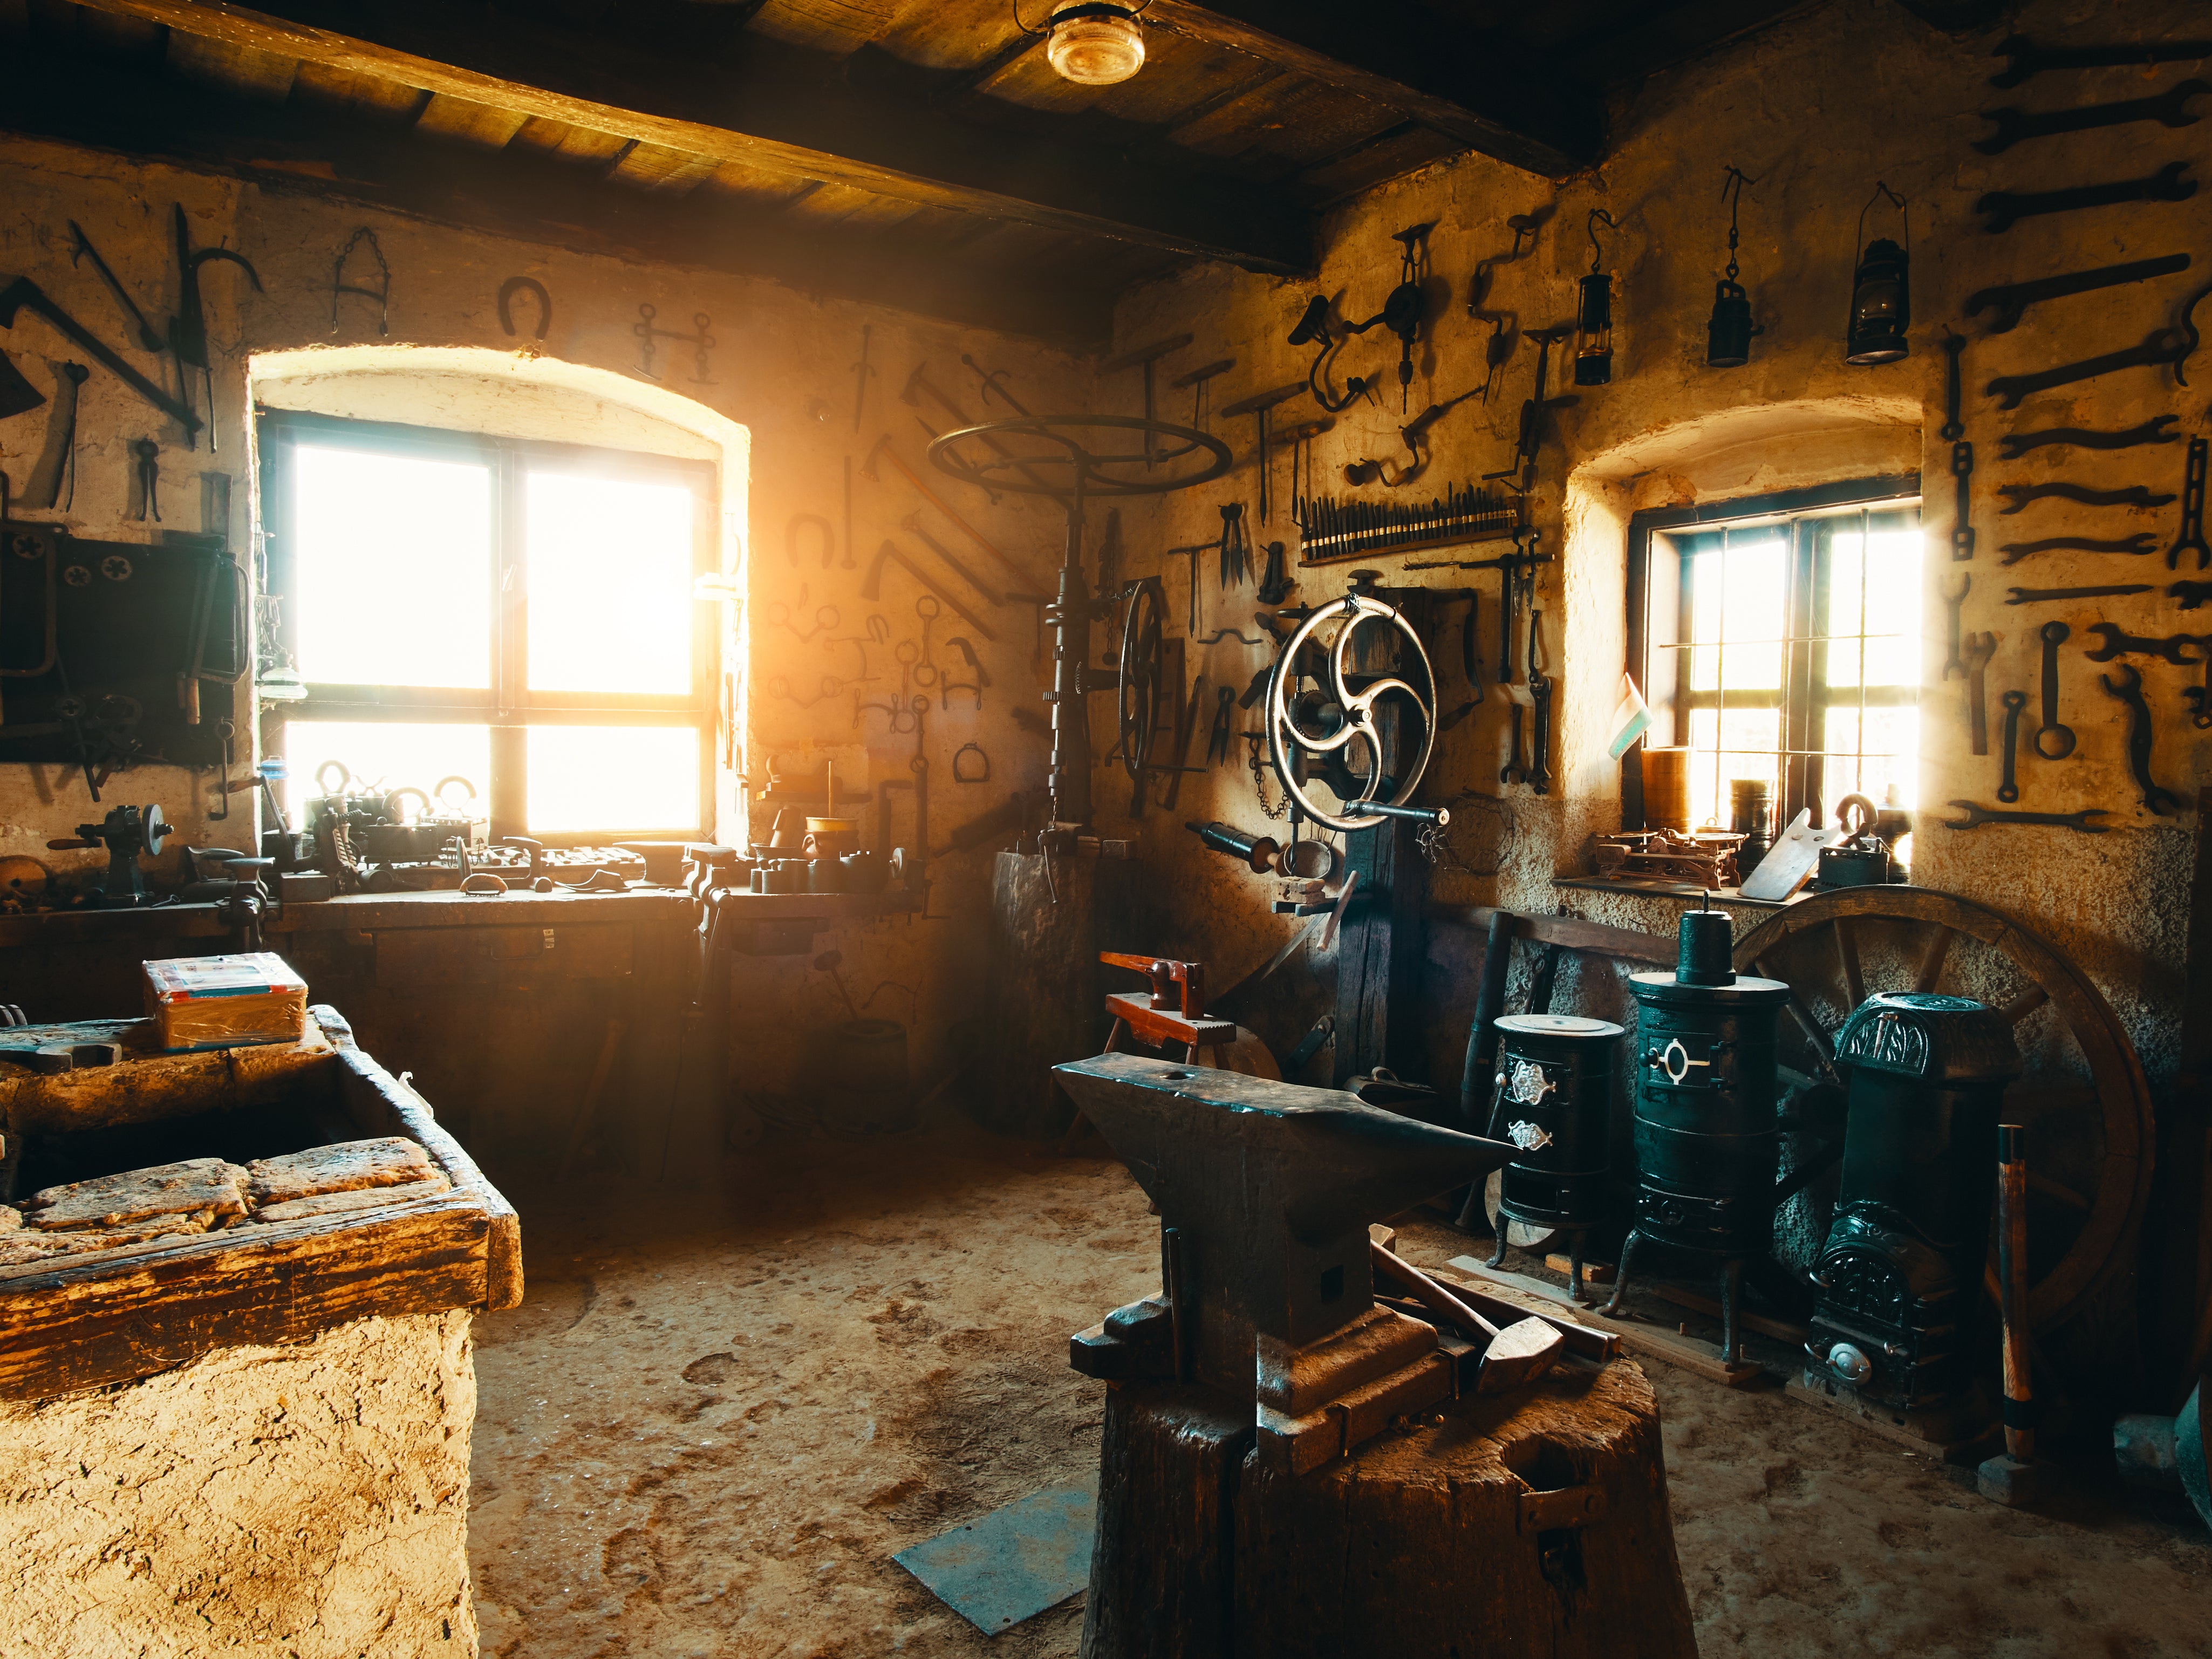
[1576,208,1618,387]
[1043,2,1146,85]
[1846,183,1911,365]
[1706,165,1764,368]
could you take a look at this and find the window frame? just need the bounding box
[257,408,718,845]
[1622,473,1922,832]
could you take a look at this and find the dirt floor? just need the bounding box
[467,1110,2212,1658]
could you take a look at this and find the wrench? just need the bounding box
[1965,254,2193,334]
[1991,33,2212,90]
[1528,673,1553,796]
[1940,574,1969,678]
[1984,273,2206,406]
[1977,161,2197,235]
[1999,415,2181,459]
[2033,622,2075,759]
[1999,534,2157,566]
[2186,660,2212,730]
[1964,631,1996,756]
[2172,581,2212,610]
[1997,690,2026,802]
[1995,481,2174,514]
[1500,701,1527,786]
[1973,80,2208,155]
[2081,622,2204,667]
[2100,663,2181,816]
[2166,436,2209,571]
[1941,800,2112,832]
[2006,583,2151,605]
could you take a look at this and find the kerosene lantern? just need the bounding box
[1575,208,1618,387]
[1807,992,2022,1417]
[1480,1012,1624,1300]
[1845,182,1911,365]
[1602,898,1789,1363]
[1706,166,1763,368]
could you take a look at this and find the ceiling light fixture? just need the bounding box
[1022,1,1149,86]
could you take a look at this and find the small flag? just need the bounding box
[1607,673,1651,761]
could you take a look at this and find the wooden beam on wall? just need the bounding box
[1143,0,1602,178]
[62,0,1316,275]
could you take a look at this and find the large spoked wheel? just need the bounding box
[1264,592,1438,834]
[1732,885,2152,1333]
[1118,578,1164,795]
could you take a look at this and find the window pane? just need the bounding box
[527,726,698,834]
[527,471,696,694]
[293,445,491,688]
[280,721,491,824]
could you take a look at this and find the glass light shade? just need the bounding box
[1574,270,1614,387]
[1707,278,1758,368]
[1846,238,1910,365]
[1047,4,1145,85]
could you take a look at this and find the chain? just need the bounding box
[1245,734,1289,821]
[1416,822,1448,865]
[1720,165,1757,284]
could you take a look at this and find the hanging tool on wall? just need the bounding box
[1941,801,2112,831]
[787,513,834,569]
[129,439,161,522]
[1975,80,2208,155]
[1964,630,1995,755]
[1254,539,1292,606]
[1991,32,2212,87]
[1346,386,1484,489]
[1103,333,1191,468]
[2082,623,2203,666]
[1977,161,2196,234]
[0,351,40,422]
[0,277,199,438]
[633,302,714,383]
[2102,662,2181,815]
[1485,325,1576,493]
[497,276,551,339]
[850,324,874,433]
[1351,223,1432,412]
[66,220,162,353]
[1940,574,1970,678]
[1995,689,2026,802]
[1172,356,1233,431]
[1996,481,2174,513]
[22,360,87,510]
[1217,502,1251,592]
[1219,383,1305,525]
[1526,612,1552,795]
[1287,300,1375,415]
[1282,417,1332,514]
[1985,275,2206,406]
[2032,621,2076,759]
[899,363,1056,498]
[2167,436,2210,570]
[1941,329,1972,559]
[862,435,1037,590]
[1965,253,2191,333]
[860,540,996,641]
[2006,582,2153,604]
[166,204,263,452]
[1998,534,2157,564]
[331,227,391,336]
[900,512,1005,606]
[1999,415,2179,458]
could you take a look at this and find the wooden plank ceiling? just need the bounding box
[0,0,1815,340]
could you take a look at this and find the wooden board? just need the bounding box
[1444,1257,1761,1388]
[245,1136,437,1205]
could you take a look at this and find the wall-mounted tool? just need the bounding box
[634,302,714,383]
[1287,296,1375,415]
[899,363,1055,499]
[1185,817,1279,873]
[1330,223,1433,411]
[1217,502,1250,592]
[331,227,390,336]
[497,276,551,339]
[1985,276,2207,407]
[1499,701,1527,786]
[1528,669,1553,795]
[1707,167,1763,368]
[1966,253,2190,334]
[66,220,161,353]
[1218,382,1305,525]
[1996,689,2026,801]
[1576,209,1619,385]
[1964,630,1995,754]
[22,361,87,510]
[0,278,198,438]
[1941,330,1972,558]
[850,324,874,433]
[863,434,1037,589]
[1978,161,2196,234]
[1940,574,1970,677]
[1996,481,2173,514]
[1204,684,1234,765]
[1299,483,1511,565]
[1171,356,1233,431]
[900,511,1003,605]
[1281,418,1332,510]
[2102,661,2180,815]
[0,351,40,421]
[1846,183,1910,364]
[951,741,989,783]
[1346,386,1483,488]
[2006,582,2152,604]
[1941,800,2111,831]
[1103,333,1191,467]
[861,540,996,640]
[943,636,988,708]
[1999,533,2156,564]
[1975,79,2208,154]
[2032,620,2076,759]
[1254,540,1291,606]
[2000,415,2179,459]
[1991,32,2212,87]
[2167,436,2209,570]
[129,439,161,522]
[166,204,263,452]
[2174,581,2212,609]
[1485,325,1575,491]
[2082,623,2203,666]
[787,512,835,570]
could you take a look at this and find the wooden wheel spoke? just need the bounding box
[2028,1171,2092,1212]
[1911,924,1955,994]
[1832,917,1865,1009]
[1999,984,2050,1026]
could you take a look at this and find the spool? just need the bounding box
[1642,747,1691,831]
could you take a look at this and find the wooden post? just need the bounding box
[1333,816,1425,1084]
[2149,786,2212,1397]
[1979,1124,2051,1505]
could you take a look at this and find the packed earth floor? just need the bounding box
[468,1108,2212,1658]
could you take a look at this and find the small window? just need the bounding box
[257,412,716,843]
[1626,477,1922,831]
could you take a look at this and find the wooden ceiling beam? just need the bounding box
[1562,0,1822,88]
[58,0,1315,274]
[1142,0,1602,177]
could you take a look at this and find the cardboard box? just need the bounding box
[142,953,310,1052]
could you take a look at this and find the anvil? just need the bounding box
[1055,1054,1523,1470]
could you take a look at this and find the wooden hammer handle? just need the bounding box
[1370,1240,1502,1342]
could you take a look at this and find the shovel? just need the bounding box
[1371,1240,1565,1396]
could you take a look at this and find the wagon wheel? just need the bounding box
[1117,577,1164,805]
[1733,885,2152,1333]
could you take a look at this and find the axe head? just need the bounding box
[0,351,46,420]
[858,434,891,482]
[899,362,930,408]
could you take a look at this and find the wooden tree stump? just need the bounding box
[1084,1361,1697,1659]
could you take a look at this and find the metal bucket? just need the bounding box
[810,1018,913,1134]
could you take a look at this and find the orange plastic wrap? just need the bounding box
[141,952,310,1052]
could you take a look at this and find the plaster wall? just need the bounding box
[1102,0,2209,1096]
[0,129,1088,1090]
[0,1309,476,1658]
